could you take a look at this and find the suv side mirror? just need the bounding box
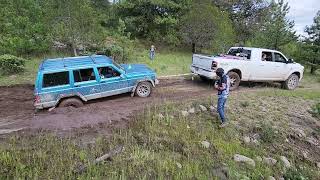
[120,74,125,79]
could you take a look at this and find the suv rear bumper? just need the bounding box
[190,65,217,79]
[34,101,56,109]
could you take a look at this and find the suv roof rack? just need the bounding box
[89,54,96,64]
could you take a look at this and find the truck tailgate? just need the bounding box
[192,54,213,71]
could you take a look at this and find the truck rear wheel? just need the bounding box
[283,74,299,90]
[227,71,241,91]
[199,75,209,82]
[135,82,152,97]
[59,98,84,108]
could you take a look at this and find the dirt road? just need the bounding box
[0,78,218,133]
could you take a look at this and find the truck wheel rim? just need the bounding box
[288,76,297,89]
[137,84,150,96]
[230,77,236,87]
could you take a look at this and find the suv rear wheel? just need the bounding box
[59,98,84,108]
[135,82,152,97]
[227,71,241,91]
[283,74,299,90]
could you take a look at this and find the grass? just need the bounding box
[1,92,319,179]
[129,49,192,76]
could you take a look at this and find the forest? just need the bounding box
[0,0,319,75]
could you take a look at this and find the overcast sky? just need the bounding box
[286,0,320,36]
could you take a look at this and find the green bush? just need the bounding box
[260,123,277,143]
[105,44,124,62]
[0,54,26,75]
[311,103,320,118]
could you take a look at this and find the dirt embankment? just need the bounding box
[0,78,221,134]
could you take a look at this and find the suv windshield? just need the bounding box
[227,48,251,60]
[113,61,124,71]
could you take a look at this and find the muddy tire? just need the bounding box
[135,82,152,97]
[227,71,241,91]
[283,74,299,90]
[59,98,83,108]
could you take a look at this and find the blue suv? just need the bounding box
[34,55,158,109]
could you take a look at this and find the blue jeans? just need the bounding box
[217,96,227,123]
[150,51,155,60]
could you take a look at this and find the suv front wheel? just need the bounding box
[59,98,84,108]
[135,82,152,97]
[283,74,299,90]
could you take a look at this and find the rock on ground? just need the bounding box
[317,162,320,168]
[243,136,251,144]
[210,106,216,111]
[280,156,291,168]
[234,154,255,167]
[263,157,277,165]
[292,128,306,138]
[212,165,229,180]
[188,107,195,114]
[267,176,276,180]
[176,162,182,169]
[255,156,262,162]
[158,113,164,119]
[201,140,210,148]
[199,105,207,111]
[181,111,189,117]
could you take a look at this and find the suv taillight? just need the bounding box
[34,95,40,104]
[211,61,218,70]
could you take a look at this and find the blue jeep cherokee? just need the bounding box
[34,55,158,109]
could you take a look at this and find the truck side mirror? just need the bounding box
[287,59,294,63]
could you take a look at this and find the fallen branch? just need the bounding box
[94,145,124,163]
[75,145,124,174]
[0,128,25,135]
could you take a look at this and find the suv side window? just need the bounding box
[261,51,273,62]
[274,53,287,63]
[97,66,120,79]
[73,68,96,82]
[43,71,69,88]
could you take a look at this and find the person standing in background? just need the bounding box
[150,45,155,61]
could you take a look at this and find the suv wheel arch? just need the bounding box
[56,95,86,107]
[131,79,155,97]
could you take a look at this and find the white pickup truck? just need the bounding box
[190,47,304,90]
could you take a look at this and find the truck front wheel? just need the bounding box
[283,74,299,90]
[227,72,241,91]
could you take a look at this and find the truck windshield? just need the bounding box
[227,48,251,60]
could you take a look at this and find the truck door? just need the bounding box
[273,52,291,80]
[252,51,277,80]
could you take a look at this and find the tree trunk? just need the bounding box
[73,46,78,56]
[310,58,316,74]
[192,43,196,53]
